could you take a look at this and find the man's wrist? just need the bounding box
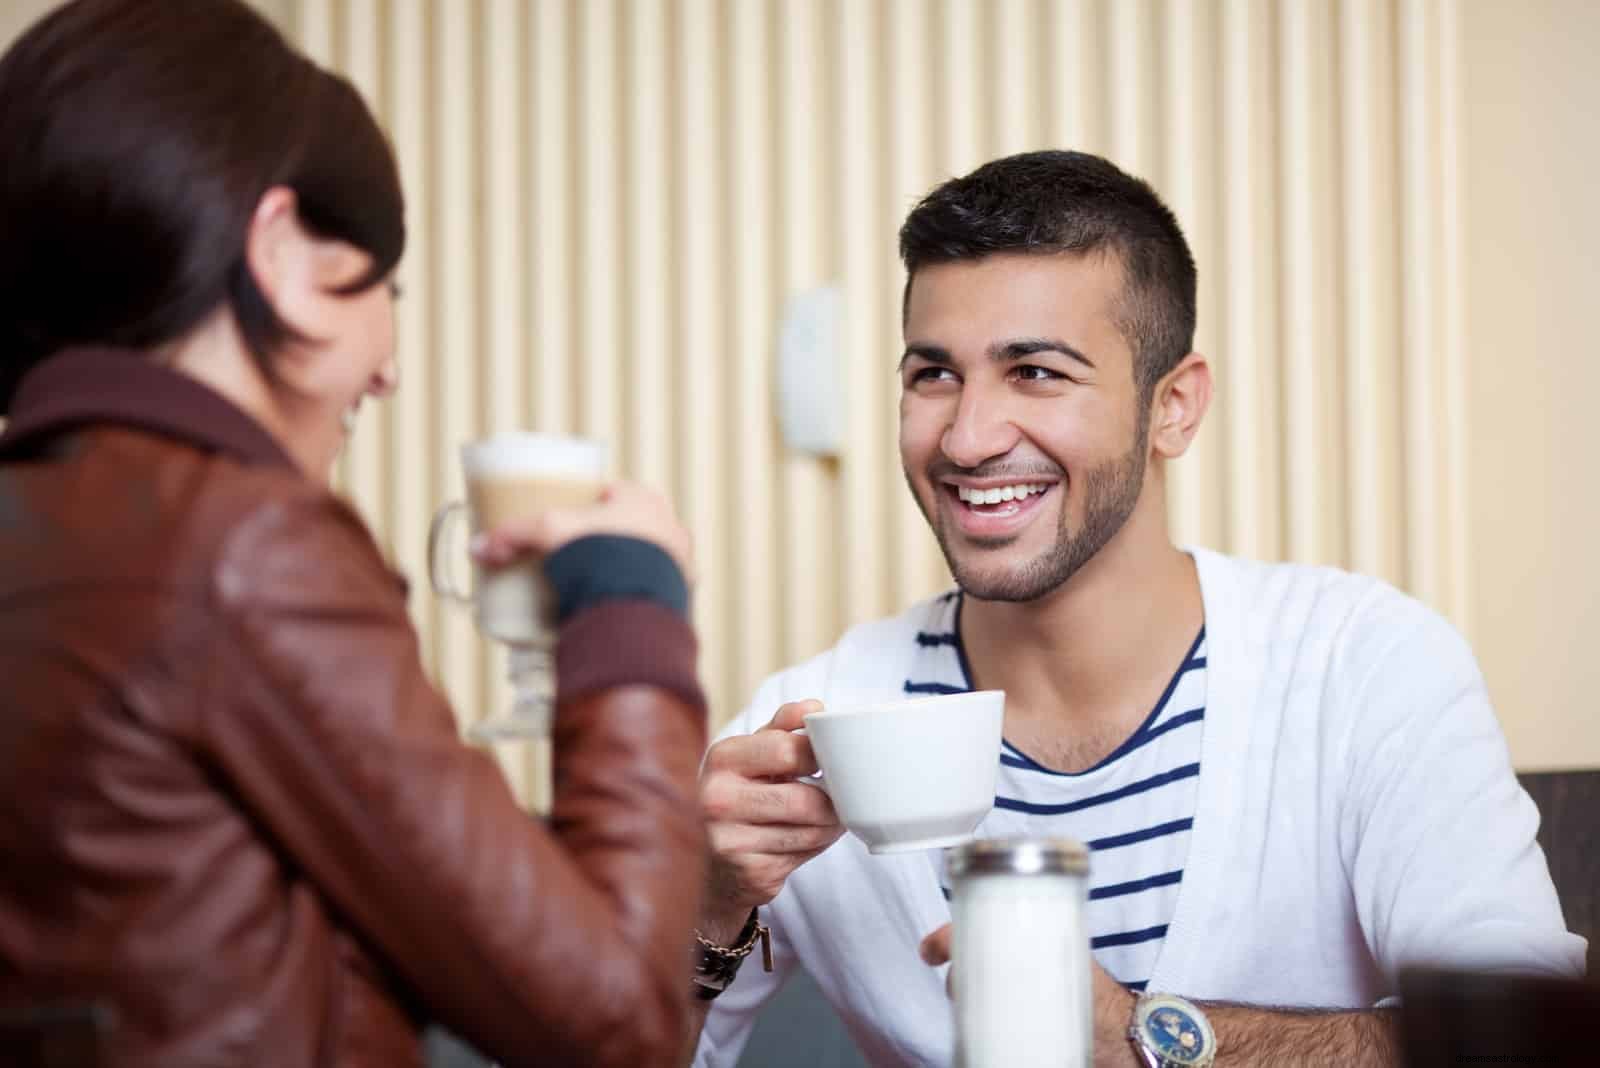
[691,907,771,1001]
[1098,984,1141,1068]
[697,903,757,947]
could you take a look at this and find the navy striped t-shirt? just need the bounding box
[916,592,1207,992]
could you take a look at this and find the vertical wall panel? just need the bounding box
[530,0,574,437]
[1308,0,1348,570]
[482,0,527,772]
[839,0,888,625]
[677,0,730,709]
[277,0,1475,748]
[1278,0,1317,563]
[1050,0,1095,152]
[887,0,948,607]
[433,0,484,724]
[1278,0,1345,566]
[1437,0,1470,630]
[1162,0,1224,551]
[1108,0,1153,175]
[1340,0,1405,585]
[1400,0,1442,607]
[627,0,673,493]
[729,0,780,710]
[296,0,335,64]
[485,0,527,440]
[992,0,1038,157]
[940,0,982,174]
[383,0,438,681]
[336,0,390,536]
[777,0,836,668]
[579,1,623,450]
[1221,0,1283,561]
[932,0,982,600]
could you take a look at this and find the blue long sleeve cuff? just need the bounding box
[542,534,690,624]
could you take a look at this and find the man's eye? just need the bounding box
[909,367,958,385]
[1013,364,1065,382]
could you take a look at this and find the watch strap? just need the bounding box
[691,909,772,1001]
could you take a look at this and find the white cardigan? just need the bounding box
[695,550,1586,1068]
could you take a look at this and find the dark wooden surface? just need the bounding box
[1517,769,1599,976]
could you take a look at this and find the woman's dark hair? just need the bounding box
[899,150,1196,404]
[0,0,405,412]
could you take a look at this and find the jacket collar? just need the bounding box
[0,347,299,471]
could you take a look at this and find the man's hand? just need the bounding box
[698,700,846,941]
[920,923,1140,1068]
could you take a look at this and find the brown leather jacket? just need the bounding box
[0,351,709,1067]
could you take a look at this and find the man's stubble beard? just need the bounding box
[908,421,1149,603]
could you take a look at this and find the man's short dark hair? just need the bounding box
[898,150,1196,401]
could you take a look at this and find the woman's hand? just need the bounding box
[471,480,695,585]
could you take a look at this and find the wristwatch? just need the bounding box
[1127,992,1217,1067]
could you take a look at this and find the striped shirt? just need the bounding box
[914,591,1206,992]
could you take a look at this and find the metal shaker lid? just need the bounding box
[947,836,1089,877]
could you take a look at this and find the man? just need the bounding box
[686,151,1583,1066]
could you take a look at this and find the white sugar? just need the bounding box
[952,874,1092,1068]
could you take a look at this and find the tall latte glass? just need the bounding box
[429,432,606,742]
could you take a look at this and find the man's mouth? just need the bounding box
[953,481,1051,512]
[941,480,1058,535]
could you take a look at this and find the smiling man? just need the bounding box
[685,151,1584,1067]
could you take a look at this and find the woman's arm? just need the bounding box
[207,491,706,1068]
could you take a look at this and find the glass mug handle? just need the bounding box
[427,501,474,606]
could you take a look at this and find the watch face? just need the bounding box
[1134,995,1214,1065]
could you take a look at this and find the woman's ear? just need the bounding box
[1149,352,1213,460]
[243,185,322,340]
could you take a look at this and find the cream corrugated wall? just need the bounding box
[274,0,1469,793]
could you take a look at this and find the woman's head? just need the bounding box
[0,0,406,471]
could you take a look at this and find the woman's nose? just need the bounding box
[370,356,399,398]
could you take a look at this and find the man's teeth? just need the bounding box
[955,483,1051,505]
[341,406,359,433]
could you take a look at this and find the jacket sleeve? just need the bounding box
[1336,588,1587,983]
[205,493,708,1068]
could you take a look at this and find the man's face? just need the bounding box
[898,251,1149,602]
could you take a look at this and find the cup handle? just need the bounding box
[792,726,829,794]
[427,501,473,605]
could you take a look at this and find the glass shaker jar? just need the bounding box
[948,836,1092,1068]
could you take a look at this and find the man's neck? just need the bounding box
[957,504,1203,771]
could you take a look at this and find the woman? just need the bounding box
[0,2,705,1066]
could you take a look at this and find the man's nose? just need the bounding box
[941,387,1020,469]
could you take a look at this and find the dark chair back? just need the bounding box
[1517,769,1599,975]
[1399,967,1599,1066]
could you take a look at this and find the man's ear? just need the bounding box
[1149,352,1212,460]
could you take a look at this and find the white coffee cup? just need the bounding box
[801,690,1004,854]
[429,431,607,646]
